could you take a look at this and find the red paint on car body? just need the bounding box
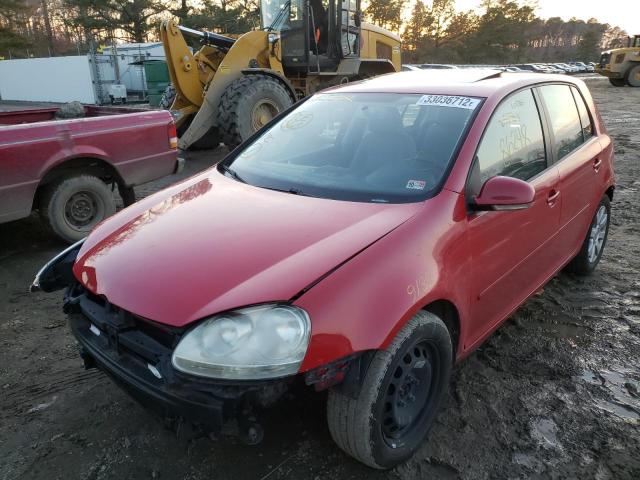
[72,71,615,373]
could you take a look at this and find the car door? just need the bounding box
[536,84,604,261]
[464,88,563,348]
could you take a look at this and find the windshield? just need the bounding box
[261,0,297,30]
[221,93,482,203]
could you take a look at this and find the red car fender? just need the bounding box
[295,190,472,372]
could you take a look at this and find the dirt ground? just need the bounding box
[1,77,638,480]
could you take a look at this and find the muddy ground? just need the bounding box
[1,77,638,480]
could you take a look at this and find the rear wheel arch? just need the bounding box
[605,185,615,201]
[34,157,126,211]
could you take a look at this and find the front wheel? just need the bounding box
[609,78,626,87]
[327,311,452,469]
[565,195,611,275]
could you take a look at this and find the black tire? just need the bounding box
[625,64,640,87]
[40,175,116,243]
[327,311,452,469]
[565,195,611,275]
[609,78,626,87]
[218,74,294,149]
[177,115,221,151]
[189,126,222,151]
[159,84,176,109]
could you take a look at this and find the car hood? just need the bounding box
[73,170,422,327]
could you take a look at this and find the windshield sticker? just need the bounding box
[416,95,480,109]
[406,180,426,190]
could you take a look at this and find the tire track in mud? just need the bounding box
[1,369,107,417]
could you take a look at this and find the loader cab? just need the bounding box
[261,0,361,73]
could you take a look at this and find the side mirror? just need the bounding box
[472,176,535,211]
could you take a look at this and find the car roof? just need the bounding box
[323,69,582,99]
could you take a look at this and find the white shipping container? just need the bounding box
[0,56,98,104]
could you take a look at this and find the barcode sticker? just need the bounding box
[416,95,481,109]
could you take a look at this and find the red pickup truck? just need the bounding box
[0,105,181,242]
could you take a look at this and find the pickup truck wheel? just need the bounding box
[40,175,116,243]
[326,311,452,469]
[565,195,611,275]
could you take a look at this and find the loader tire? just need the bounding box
[609,78,626,87]
[218,74,294,149]
[159,84,176,109]
[625,64,640,87]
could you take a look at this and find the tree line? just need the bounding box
[388,0,629,64]
[0,0,631,62]
[0,0,259,58]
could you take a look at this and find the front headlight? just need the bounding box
[171,304,311,380]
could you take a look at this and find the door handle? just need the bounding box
[547,189,560,206]
[593,158,602,172]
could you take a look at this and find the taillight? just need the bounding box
[168,122,178,149]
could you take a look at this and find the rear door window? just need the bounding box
[472,88,547,190]
[538,85,584,159]
[570,86,594,140]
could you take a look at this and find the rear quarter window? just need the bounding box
[538,84,584,159]
[570,86,594,140]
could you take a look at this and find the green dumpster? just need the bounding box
[144,60,170,107]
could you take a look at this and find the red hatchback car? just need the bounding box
[34,70,614,469]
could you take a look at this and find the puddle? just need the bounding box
[527,314,589,339]
[531,418,562,450]
[578,368,640,421]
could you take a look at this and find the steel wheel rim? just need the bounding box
[587,205,608,263]
[64,191,99,228]
[381,340,439,443]
[251,99,279,131]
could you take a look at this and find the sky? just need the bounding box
[453,0,634,34]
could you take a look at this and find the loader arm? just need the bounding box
[177,30,286,150]
[160,20,207,109]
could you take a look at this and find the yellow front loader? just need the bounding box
[596,34,640,87]
[160,0,401,150]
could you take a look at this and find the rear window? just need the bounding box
[538,84,584,159]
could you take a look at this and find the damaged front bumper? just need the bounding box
[64,284,291,443]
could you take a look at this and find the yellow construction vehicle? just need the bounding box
[160,0,401,149]
[596,34,640,87]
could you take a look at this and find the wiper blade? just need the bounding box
[262,185,314,197]
[219,163,246,183]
